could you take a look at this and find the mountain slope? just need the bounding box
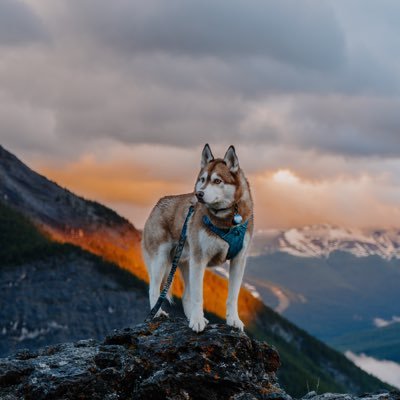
[0,146,391,396]
[0,201,149,357]
[0,197,56,264]
[0,145,145,279]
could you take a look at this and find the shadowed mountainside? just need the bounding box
[0,201,149,356]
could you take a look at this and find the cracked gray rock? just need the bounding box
[302,392,400,400]
[1,317,398,400]
[0,317,286,400]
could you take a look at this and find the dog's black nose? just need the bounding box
[196,191,204,199]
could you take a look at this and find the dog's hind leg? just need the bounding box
[147,243,171,317]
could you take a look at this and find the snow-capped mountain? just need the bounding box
[252,224,400,260]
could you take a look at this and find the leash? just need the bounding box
[145,205,195,322]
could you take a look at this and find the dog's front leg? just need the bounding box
[226,249,248,331]
[188,258,207,333]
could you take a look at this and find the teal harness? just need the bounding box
[202,214,251,260]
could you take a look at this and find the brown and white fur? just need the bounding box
[142,144,254,332]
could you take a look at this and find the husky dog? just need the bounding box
[142,144,254,332]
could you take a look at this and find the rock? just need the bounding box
[1,317,399,400]
[0,317,286,400]
[302,392,400,400]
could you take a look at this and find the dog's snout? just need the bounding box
[196,191,204,199]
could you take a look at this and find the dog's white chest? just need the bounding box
[198,228,229,266]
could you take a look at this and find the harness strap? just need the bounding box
[145,205,195,321]
[202,215,251,260]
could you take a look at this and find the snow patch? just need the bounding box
[255,225,400,260]
[373,316,400,328]
[16,321,68,342]
[243,283,262,300]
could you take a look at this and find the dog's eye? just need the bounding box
[214,179,222,184]
[199,177,205,183]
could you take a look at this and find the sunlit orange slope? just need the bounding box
[42,222,262,324]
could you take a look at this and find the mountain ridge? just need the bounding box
[252,225,400,260]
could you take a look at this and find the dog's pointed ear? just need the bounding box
[201,143,214,168]
[224,145,239,173]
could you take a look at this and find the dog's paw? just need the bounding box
[189,315,208,333]
[227,316,244,331]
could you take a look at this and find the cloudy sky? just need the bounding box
[1,0,400,229]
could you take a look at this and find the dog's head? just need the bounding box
[194,144,240,209]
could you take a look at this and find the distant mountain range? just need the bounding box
[251,225,400,260]
[247,225,400,387]
[246,251,400,339]
[0,145,390,396]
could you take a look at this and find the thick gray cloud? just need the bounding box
[0,0,47,45]
[1,0,400,230]
[293,97,400,157]
[252,95,400,158]
[0,0,400,161]
[65,0,345,71]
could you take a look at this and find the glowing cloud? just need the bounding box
[272,169,299,185]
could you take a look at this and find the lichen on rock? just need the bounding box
[1,316,399,400]
[0,317,286,400]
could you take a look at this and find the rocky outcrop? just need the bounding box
[0,317,285,400]
[303,392,400,400]
[1,317,399,400]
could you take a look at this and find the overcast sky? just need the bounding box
[1,0,400,229]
